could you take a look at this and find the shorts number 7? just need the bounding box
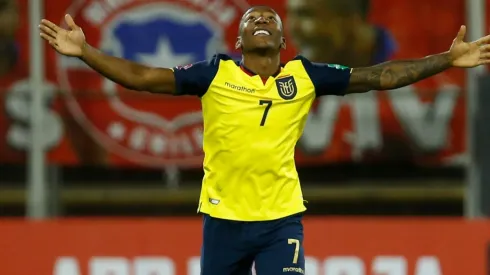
[259,100,273,126]
[288,238,300,264]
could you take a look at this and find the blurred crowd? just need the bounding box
[0,0,19,76]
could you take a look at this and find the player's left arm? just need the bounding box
[347,26,490,94]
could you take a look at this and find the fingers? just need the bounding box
[456,25,466,42]
[478,45,490,64]
[40,33,57,47]
[480,52,490,59]
[477,59,490,65]
[40,33,59,49]
[39,18,62,50]
[475,34,490,46]
[480,44,490,52]
[39,32,51,42]
[40,19,61,33]
[65,14,78,29]
[39,24,57,39]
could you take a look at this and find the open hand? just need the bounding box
[39,14,85,57]
[450,25,490,68]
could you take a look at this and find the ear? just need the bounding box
[280,37,286,50]
[235,37,242,50]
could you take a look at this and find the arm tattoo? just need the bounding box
[348,52,452,93]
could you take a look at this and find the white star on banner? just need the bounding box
[137,38,195,68]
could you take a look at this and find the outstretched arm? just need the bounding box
[79,43,175,93]
[347,52,452,93]
[346,26,490,94]
[40,14,175,94]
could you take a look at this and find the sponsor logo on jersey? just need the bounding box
[282,267,305,274]
[225,82,255,93]
[57,0,248,166]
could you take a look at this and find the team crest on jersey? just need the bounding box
[276,76,297,100]
[57,0,248,166]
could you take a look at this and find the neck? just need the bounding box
[241,52,281,78]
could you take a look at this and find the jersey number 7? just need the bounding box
[259,100,273,126]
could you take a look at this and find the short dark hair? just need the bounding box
[239,6,282,34]
[326,0,371,20]
[242,5,278,20]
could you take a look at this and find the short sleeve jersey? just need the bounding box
[172,54,351,221]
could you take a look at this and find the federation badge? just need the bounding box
[57,0,248,166]
[276,76,297,100]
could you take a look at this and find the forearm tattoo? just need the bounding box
[348,52,452,93]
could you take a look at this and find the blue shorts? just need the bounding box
[200,213,305,275]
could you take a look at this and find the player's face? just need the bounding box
[286,0,351,61]
[237,7,285,52]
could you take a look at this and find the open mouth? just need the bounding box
[253,29,271,36]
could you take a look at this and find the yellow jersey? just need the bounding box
[172,54,351,221]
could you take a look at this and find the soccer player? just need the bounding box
[40,6,490,275]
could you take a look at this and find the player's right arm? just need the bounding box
[79,43,175,94]
[40,14,177,94]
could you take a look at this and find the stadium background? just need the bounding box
[1,0,490,274]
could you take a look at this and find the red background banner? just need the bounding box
[0,0,473,167]
[1,218,489,275]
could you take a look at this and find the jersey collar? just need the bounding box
[239,62,283,78]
